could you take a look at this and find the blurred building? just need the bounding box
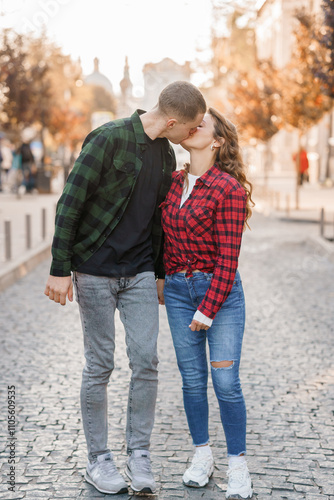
[142,58,192,169]
[141,58,191,110]
[84,58,115,129]
[255,0,332,183]
[117,56,141,118]
[117,57,192,168]
[82,56,195,169]
[85,57,114,95]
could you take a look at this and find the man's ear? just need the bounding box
[166,119,177,129]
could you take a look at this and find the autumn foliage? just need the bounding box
[0,29,116,152]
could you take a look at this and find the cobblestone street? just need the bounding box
[0,212,333,499]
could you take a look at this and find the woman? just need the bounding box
[161,108,254,499]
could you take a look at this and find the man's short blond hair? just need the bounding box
[158,81,206,121]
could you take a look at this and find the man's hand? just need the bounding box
[189,319,210,331]
[156,279,165,305]
[44,275,73,306]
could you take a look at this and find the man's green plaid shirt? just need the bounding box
[50,110,176,278]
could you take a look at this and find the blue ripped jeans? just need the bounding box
[164,270,247,456]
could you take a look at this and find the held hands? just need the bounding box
[44,275,73,306]
[189,319,210,331]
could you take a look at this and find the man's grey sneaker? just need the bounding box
[183,449,214,487]
[85,452,128,495]
[226,461,253,499]
[126,449,157,493]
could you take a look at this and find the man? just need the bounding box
[44,81,206,495]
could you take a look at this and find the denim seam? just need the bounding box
[73,272,79,302]
[186,279,199,308]
[119,296,133,453]
[83,315,94,460]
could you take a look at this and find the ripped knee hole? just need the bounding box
[211,360,233,368]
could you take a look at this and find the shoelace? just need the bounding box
[99,457,119,477]
[227,464,247,485]
[131,456,152,474]
[189,455,212,473]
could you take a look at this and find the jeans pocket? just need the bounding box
[72,271,79,302]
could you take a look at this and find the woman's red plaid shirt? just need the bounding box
[160,164,247,320]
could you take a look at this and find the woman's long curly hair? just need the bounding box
[183,107,254,229]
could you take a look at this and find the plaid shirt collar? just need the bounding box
[177,163,222,187]
[131,109,147,145]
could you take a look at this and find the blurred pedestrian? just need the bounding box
[19,141,36,193]
[0,138,14,190]
[7,146,23,194]
[161,108,254,499]
[293,148,309,185]
[44,81,206,495]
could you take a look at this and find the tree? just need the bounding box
[316,0,334,99]
[229,62,282,142]
[227,61,282,189]
[315,0,334,180]
[281,10,332,206]
[281,11,331,131]
[0,29,95,161]
[0,29,51,133]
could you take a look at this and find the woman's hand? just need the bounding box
[189,319,210,331]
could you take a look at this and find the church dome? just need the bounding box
[84,57,114,95]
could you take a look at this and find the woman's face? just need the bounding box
[180,113,216,151]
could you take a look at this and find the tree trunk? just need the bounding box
[295,133,302,210]
[264,140,271,192]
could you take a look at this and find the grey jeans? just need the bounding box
[73,271,159,461]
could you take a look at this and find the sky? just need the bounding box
[0,0,217,95]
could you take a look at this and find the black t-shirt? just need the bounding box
[76,134,164,277]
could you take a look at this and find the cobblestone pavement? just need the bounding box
[0,212,333,500]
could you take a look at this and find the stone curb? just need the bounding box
[307,234,334,262]
[254,204,334,262]
[0,241,51,293]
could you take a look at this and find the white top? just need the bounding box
[178,172,213,328]
[180,173,199,208]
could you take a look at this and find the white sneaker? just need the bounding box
[126,449,157,493]
[85,452,128,494]
[226,461,253,499]
[183,447,214,487]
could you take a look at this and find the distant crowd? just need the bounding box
[0,133,36,194]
